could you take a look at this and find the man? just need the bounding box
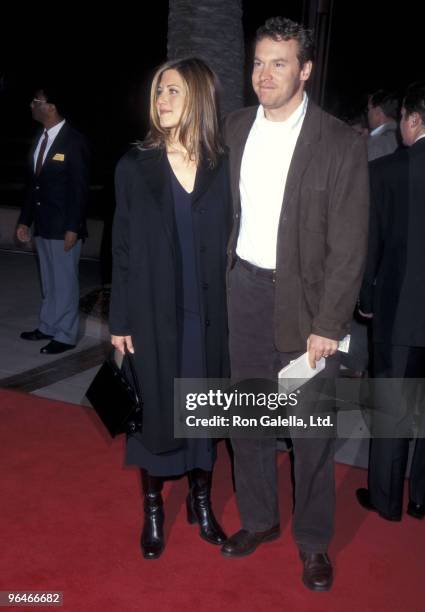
[367,89,399,161]
[222,17,369,591]
[17,85,90,354]
[357,82,425,522]
[342,91,399,378]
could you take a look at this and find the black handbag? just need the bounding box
[86,349,143,438]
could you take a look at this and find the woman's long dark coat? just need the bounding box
[109,147,231,453]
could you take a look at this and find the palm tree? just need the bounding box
[167,0,244,116]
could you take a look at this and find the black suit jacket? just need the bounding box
[109,147,231,453]
[19,123,90,239]
[360,138,425,346]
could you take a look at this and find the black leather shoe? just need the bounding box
[221,526,280,558]
[356,488,401,521]
[40,340,76,355]
[300,552,333,591]
[407,501,425,520]
[20,329,53,341]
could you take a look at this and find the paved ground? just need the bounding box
[0,249,109,405]
[0,249,372,468]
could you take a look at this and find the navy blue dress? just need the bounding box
[125,163,215,475]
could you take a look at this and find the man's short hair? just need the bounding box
[369,90,399,121]
[403,81,425,125]
[255,16,315,67]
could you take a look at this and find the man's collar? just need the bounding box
[256,92,308,129]
[45,119,66,138]
[369,121,396,137]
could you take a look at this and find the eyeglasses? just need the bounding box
[31,98,48,106]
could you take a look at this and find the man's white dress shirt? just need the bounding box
[33,120,66,172]
[236,93,308,269]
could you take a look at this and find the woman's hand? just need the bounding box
[111,335,135,355]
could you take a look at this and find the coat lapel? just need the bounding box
[228,108,257,212]
[191,153,223,208]
[281,100,321,213]
[137,148,176,257]
[29,133,40,174]
[43,123,67,166]
[282,139,313,211]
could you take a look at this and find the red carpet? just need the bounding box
[0,389,424,611]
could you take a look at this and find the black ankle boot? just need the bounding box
[186,468,227,545]
[140,469,164,559]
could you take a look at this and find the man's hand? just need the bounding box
[64,231,78,252]
[111,335,135,355]
[307,334,338,368]
[16,224,31,243]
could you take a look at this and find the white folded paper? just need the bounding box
[278,335,351,392]
[338,334,351,354]
[279,352,326,381]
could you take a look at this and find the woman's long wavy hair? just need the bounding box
[142,57,224,167]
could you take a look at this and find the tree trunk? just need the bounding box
[167,0,244,116]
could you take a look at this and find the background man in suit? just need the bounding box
[222,17,369,591]
[357,82,425,522]
[16,85,90,354]
[367,89,400,161]
[341,90,400,378]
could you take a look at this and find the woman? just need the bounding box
[110,58,231,559]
